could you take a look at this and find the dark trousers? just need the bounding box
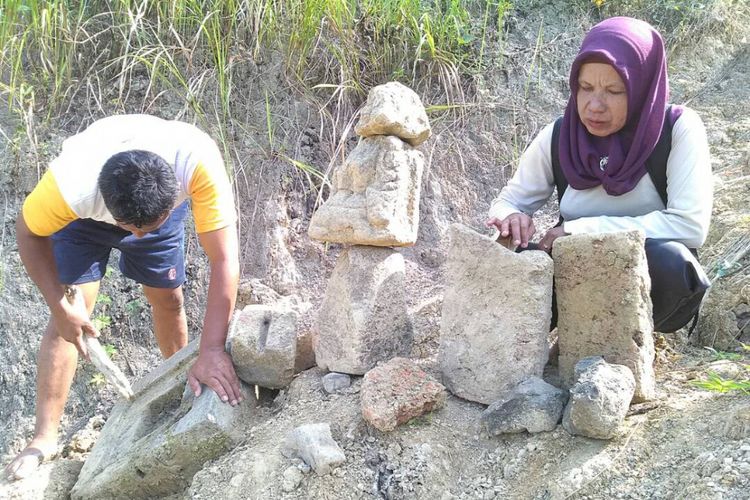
[522,238,710,333]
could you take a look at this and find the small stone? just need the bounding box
[562,357,635,440]
[283,423,346,475]
[322,372,351,394]
[282,466,304,492]
[361,357,447,432]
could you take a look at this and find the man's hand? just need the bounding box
[486,213,536,249]
[187,347,243,406]
[52,298,98,361]
[538,225,569,254]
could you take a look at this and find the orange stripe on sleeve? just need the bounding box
[22,170,78,236]
[188,163,235,233]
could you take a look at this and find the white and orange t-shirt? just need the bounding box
[22,114,235,236]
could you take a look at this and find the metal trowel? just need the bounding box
[64,285,135,401]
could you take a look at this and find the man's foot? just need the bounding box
[4,441,58,481]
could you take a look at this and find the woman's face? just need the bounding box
[576,62,628,137]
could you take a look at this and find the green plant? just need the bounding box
[89,373,106,387]
[97,294,113,306]
[92,314,112,332]
[125,299,143,315]
[102,343,118,358]
[691,372,750,394]
[704,346,745,361]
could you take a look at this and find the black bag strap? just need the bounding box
[551,117,566,208]
[551,106,674,212]
[645,106,674,207]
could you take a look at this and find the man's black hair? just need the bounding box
[98,150,178,228]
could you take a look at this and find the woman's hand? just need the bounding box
[538,225,569,254]
[486,213,536,249]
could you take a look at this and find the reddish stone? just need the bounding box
[361,357,447,431]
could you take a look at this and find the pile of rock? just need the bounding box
[440,226,656,440]
[308,81,430,375]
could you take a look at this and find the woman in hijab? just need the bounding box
[486,16,712,332]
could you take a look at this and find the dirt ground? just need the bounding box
[0,1,748,498]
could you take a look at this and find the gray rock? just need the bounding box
[355,81,432,146]
[562,357,636,439]
[439,224,553,404]
[481,377,568,434]
[308,136,424,246]
[72,340,256,499]
[281,465,304,492]
[554,230,656,402]
[315,246,413,375]
[723,403,750,440]
[228,305,297,389]
[322,372,352,393]
[283,423,346,475]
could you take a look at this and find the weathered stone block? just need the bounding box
[361,357,447,432]
[71,339,256,499]
[235,280,314,374]
[315,246,413,375]
[554,230,656,402]
[562,357,635,440]
[354,81,432,146]
[308,136,423,246]
[439,224,553,404]
[228,305,297,389]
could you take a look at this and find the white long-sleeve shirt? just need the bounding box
[488,107,713,248]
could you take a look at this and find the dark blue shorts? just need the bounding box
[52,202,189,288]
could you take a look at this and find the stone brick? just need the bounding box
[228,305,297,389]
[554,230,656,402]
[439,224,553,404]
[361,357,447,432]
[315,246,413,375]
[308,136,423,247]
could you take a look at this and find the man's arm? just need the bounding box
[186,224,242,405]
[15,214,97,357]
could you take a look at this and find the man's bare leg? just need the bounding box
[142,285,188,358]
[5,281,100,480]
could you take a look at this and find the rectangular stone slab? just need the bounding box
[314,246,413,374]
[71,340,256,499]
[439,224,553,404]
[554,230,656,402]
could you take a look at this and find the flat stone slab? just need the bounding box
[355,81,432,146]
[315,246,413,375]
[308,136,423,246]
[71,340,255,499]
[228,305,297,389]
[322,372,351,394]
[562,357,635,440]
[439,224,553,404]
[554,230,656,402]
[361,357,447,432]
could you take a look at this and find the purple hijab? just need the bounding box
[559,17,682,195]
